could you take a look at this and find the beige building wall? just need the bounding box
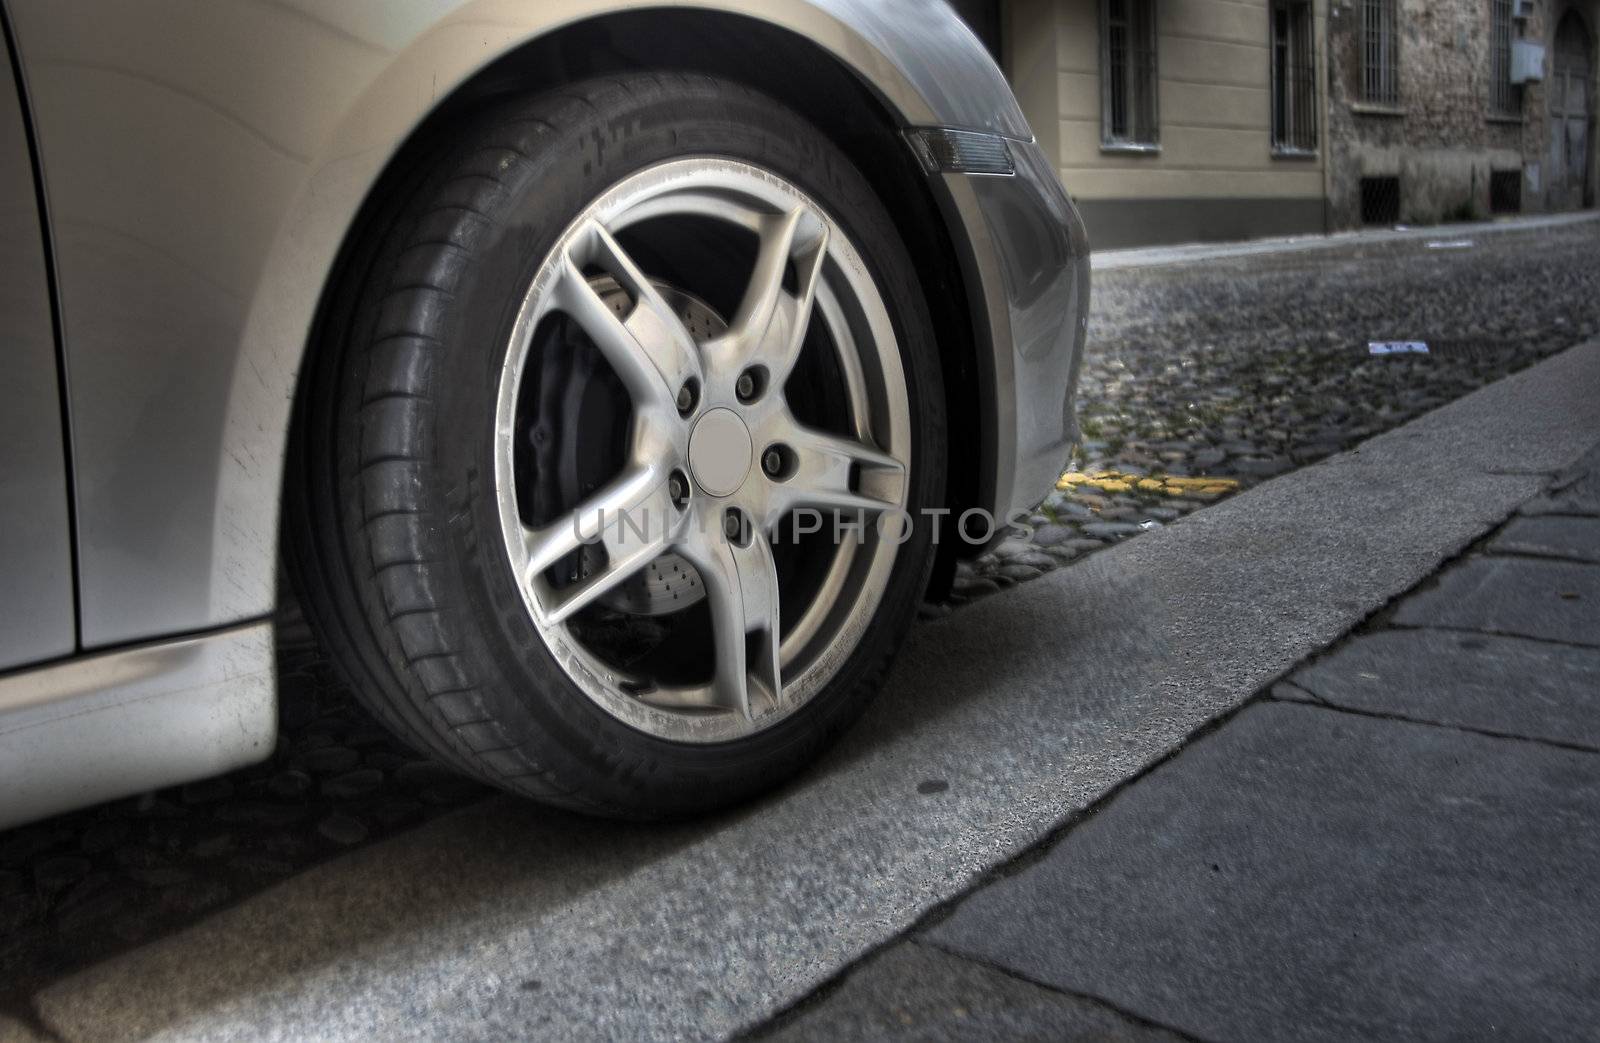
[1007,0,1331,248]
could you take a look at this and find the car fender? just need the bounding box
[6,0,1028,646]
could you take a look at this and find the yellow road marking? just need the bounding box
[1056,471,1242,497]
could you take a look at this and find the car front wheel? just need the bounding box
[291,73,946,818]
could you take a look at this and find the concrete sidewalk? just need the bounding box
[763,445,1600,1041]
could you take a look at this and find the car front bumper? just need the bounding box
[934,136,1091,531]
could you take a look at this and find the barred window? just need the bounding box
[1490,0,1522,116]
[1272,0,1319,152]
[1361,0,1399,105]
[1101,0,1159,147]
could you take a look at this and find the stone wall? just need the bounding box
[1324,0,1577,228]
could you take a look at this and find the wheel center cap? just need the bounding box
[688,408,753,498]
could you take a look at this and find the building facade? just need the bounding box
[972,0,1599,247]
[1003,0,1331,248]
[1326,0,1597,228]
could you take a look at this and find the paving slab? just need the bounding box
[927,702,1600,1043]
[1519,444,1600,518]
[1489,515,1600,563]
[760,942,1185,1042]
[1392,556,1600,647]
[26,345,1600,1041]
[1281,628,1600,749]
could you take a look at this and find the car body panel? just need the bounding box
[0,19,74,671]
[931,140,1089,529]
[970,140,1091,520]
[0,623,274,829]
[4,0,1044,652]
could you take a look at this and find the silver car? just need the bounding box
[0,0,1088,826]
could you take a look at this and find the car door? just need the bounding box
[0,19,75,670]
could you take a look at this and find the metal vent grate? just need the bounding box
[1361,176,1401,225]
[1490,169,1523,213]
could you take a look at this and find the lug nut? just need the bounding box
[676,381,697,415]
[735,368,766,403]
[762,446,786,478]
[723,510,743,541]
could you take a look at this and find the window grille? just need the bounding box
[1101,0,1159,146]
[1361,0,1399,105]
[1272,0,1319,152]
[1489,0,1522,116]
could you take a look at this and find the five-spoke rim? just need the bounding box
[494,159,911,743]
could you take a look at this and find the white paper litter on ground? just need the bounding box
[1369,342,1431,355]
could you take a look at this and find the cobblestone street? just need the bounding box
[3,217,1599,1027]
[960,217,1600,597]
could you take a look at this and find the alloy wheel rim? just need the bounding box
[494,158,911,743]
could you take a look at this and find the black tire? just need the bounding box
[288,73,946,818]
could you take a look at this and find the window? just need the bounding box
[1272,0,1319,153]
[1360,0,1399,106]
[1101,0,1159,147]
[1489,0,1522,116]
